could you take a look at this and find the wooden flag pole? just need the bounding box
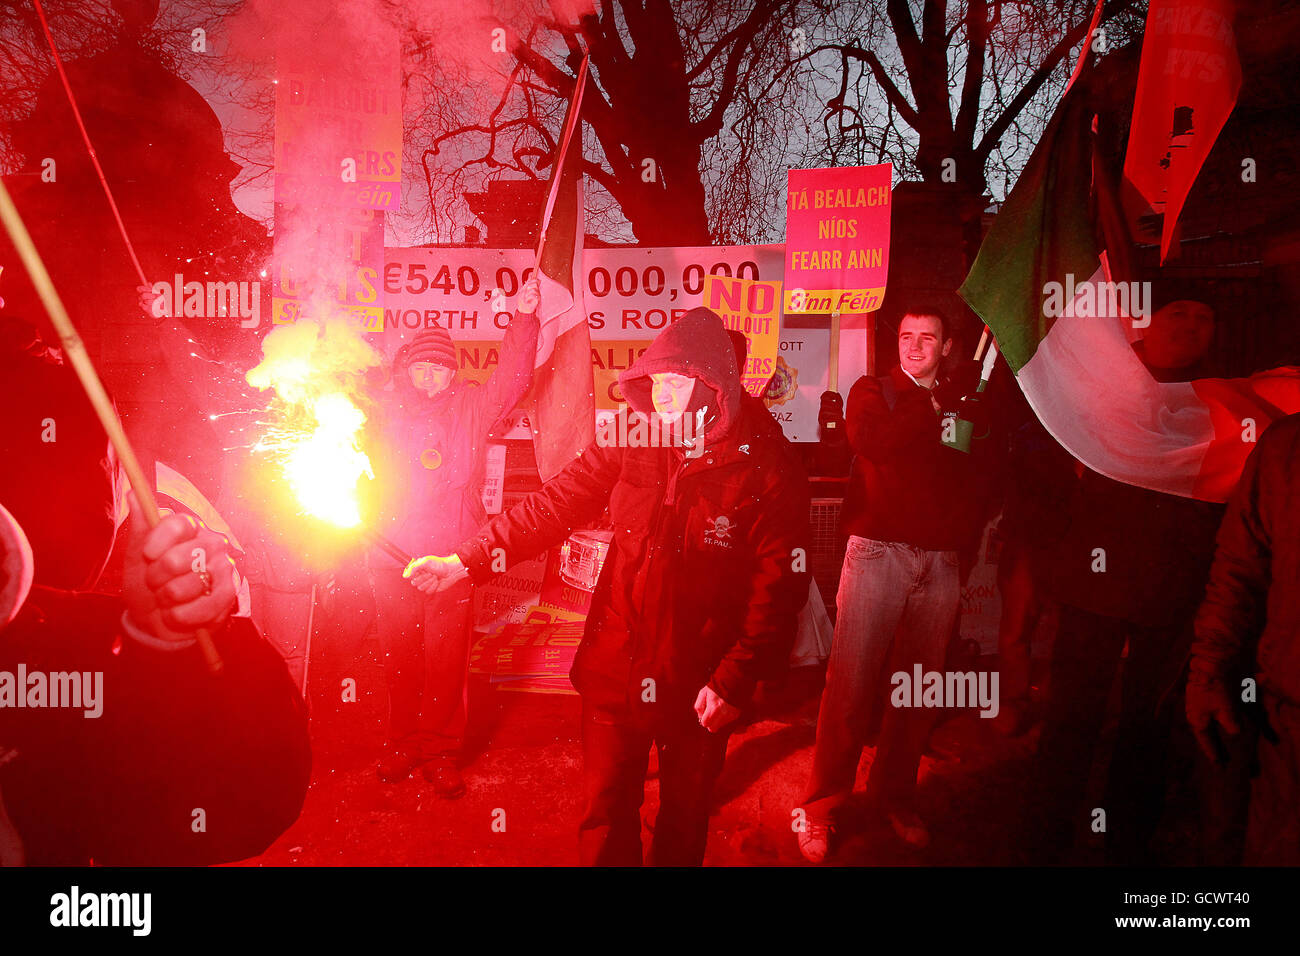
[827,310,842,393]
[0,178,223,674]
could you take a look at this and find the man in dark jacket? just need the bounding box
[800,308,999,862]
[1026,293,1233,864]
[365,280,539,795]
[0,497,311,865]
[1190,412,1300,865]
[407,307,811,866]
[0,303,309,866]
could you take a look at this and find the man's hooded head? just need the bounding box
[618,307,742,445]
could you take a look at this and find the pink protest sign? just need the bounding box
[784,164,892,314]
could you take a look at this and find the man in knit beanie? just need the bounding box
[401,325,459,399]
[366,278,540,797]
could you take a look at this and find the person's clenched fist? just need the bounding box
[517,277,541,316]
[137,284,163,318]
[1186,677,1240,765]
[122,493,237,643]
[694,684,741,734]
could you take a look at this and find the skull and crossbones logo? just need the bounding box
[705,515,734,544]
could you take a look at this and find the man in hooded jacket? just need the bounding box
[406,307,811,865]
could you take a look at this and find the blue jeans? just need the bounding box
[804,536,960,818]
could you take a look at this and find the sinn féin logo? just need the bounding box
[703,515,736,549]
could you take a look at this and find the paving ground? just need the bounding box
[234,611,1208,868]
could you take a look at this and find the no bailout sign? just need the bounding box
[703,274,782,397]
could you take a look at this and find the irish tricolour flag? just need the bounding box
[531,57,594,483]
[960,89,1300,503]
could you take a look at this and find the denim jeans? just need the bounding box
[804,536,960,819]
[370,569,474,761]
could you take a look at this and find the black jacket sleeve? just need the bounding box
[1192,433,1276,685]
[456,439,623,581]
[2,589,311,865]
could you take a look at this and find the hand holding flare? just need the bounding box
[403,553,468,594]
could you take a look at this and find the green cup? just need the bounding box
[939,410,974,454]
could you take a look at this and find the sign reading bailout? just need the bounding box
[702,274,782,397]
[271,29,401,331]
[783,164,892,314]
[273,64,403,211]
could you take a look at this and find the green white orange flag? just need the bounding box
[530,57,593,482]
[959,87,1300,503]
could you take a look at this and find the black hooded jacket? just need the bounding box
[455,308,811,715]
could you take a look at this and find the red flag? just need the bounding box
[531,58,592,482]
[1122,0,1241,262]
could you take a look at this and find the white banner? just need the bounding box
[377,245,868,441]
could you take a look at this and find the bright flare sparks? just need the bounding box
[284,393,371,527]
[246,318,382,528]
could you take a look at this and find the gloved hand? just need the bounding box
[933,360,982,411]
[1186,675,1240,765]
[818,390,845,432]
[956,394,990,437]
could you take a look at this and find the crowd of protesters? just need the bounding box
[796,288,1291,867]
[1,269,1296,868]
[794,287,1294,867]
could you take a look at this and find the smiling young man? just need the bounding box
[799,308,998,862]
[406,306,811,866]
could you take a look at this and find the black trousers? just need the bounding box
[1028,604,1191,864]
[578,695,730,867]
[369,569,474,761]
